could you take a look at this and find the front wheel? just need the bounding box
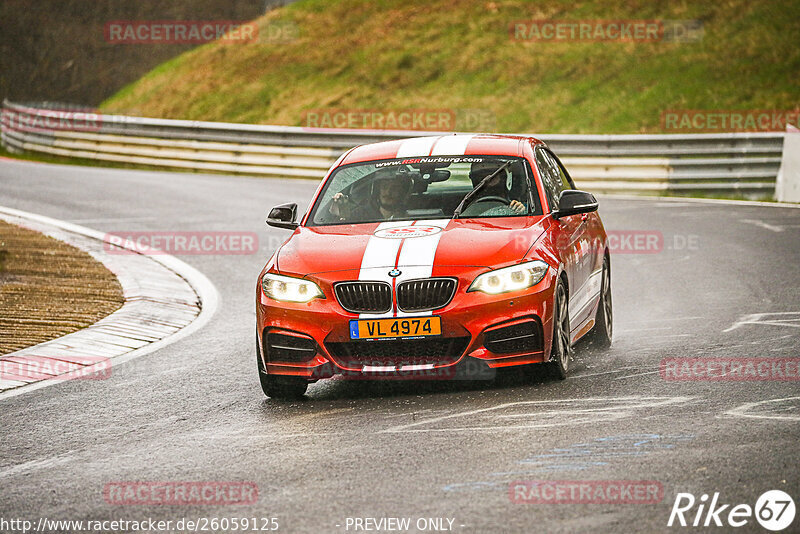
[257,342,308,399]
[585,254,612,350]
[544,279,571,379]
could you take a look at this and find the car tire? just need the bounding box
[544,279,571,380]
[257,340,308,399]
[585,254,613,350]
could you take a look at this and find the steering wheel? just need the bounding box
[474,196,510,205]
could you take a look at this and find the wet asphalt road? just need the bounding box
[0,159,798,533]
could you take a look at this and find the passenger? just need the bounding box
[466,161,527,215]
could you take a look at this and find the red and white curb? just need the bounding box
[0,206,218,399]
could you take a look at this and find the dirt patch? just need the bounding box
[0,220,124,355]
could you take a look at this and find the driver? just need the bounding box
[328,168,413,222]
[467,161,526,215]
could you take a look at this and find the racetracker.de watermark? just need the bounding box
[312,359,496,381]
[302,108,496,132]
[539,231,698,255]
[103,20,297,44]
[1,107,102,133]
[661,109,800,132]
[509,20,703,43]
[103,482,259,506]
[510,480,664,504]
[104,231,258,255]
[660,358,800,381]
[607,230,663,254]
[0,355,111,381]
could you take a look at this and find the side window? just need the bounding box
[535,148,562,211]
[545,150,575,191]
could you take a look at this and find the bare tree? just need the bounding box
[0,0,271,106]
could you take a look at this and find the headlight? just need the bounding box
[468,260,550,295]
[261,273,324,303]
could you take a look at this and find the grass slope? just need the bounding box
[102,0,800,134]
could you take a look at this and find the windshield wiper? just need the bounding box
[452,161,512,219]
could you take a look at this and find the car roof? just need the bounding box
[339,134,546,166]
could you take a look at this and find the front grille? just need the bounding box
[326,337,470,368]
[397,278,457,312]
[484,321,542,354]
[264,331,317,362]
[335,281,392,313]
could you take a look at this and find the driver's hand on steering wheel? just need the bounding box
[330,192,350,217]
[509,200,526,213]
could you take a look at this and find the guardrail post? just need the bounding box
[776,124,800,203]
[0,100,8,151]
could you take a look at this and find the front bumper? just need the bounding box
[256,268,557,380]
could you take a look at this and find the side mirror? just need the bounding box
[267,203,299,230]
[552,190,598,219]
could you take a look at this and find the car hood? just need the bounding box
[276,217,549,277]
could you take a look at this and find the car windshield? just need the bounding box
[308,155,541,226]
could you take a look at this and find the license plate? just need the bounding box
[349,317,441,340]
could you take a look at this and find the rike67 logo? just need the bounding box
[668,490,795,531]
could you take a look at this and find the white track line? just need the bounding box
[614,369,661,380]
[0,206,219,401]
[381,396,693,433]
[723,397,800,422]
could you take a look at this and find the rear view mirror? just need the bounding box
[553,190,598,219]
[423,169,450,182]
[267,203,299,230]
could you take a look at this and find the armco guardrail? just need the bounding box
[0,100,786,196]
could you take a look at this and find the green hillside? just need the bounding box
[101,0,800,134]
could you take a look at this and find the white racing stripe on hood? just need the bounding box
[392,219,450,318]
[396,137,440,157]
[430,134,474,155]
[357,219,450,319]
[357,221,407,319]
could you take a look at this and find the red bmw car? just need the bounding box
[256,134,612,399]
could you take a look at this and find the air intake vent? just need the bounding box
[326,336,470,369]
[484,321,542,354]
[264,332,317,362]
